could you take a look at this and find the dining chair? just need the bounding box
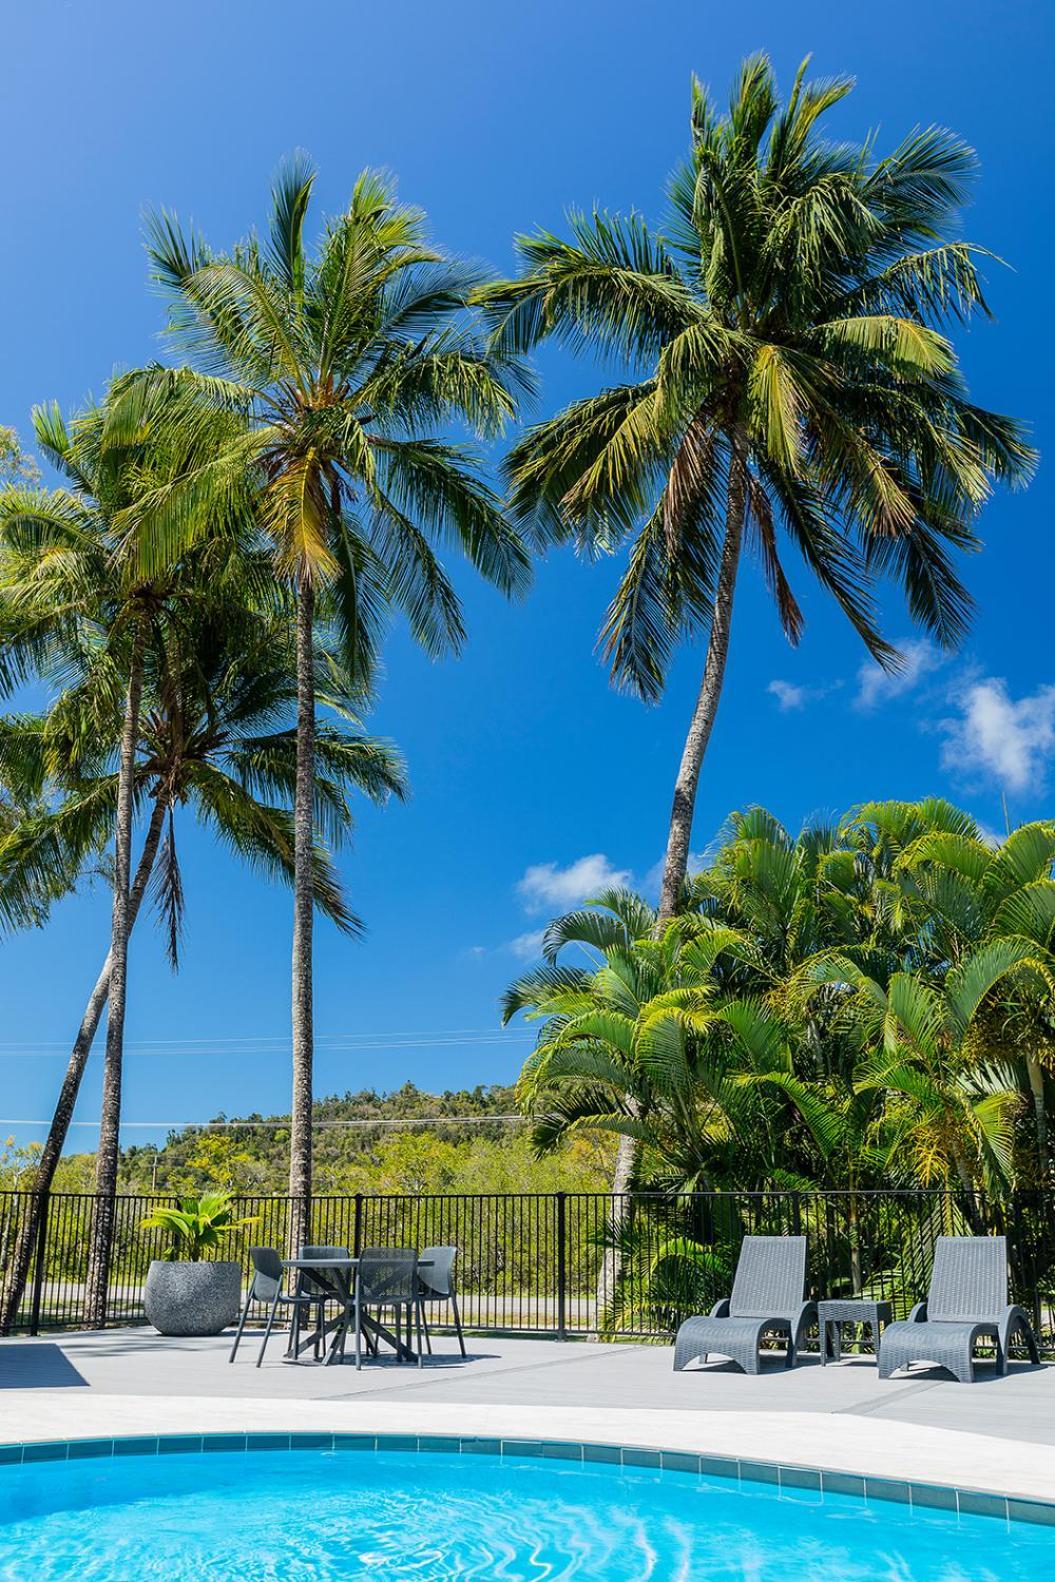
[354,1247,422,1370]
[417,1245,467,1357]
[228,1246,323,1368]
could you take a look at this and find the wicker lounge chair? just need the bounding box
[673,1235,816,1375]
[878,1235,1040,1383]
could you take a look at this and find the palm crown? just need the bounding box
[110,156,531,657]
[483,57,1034,698]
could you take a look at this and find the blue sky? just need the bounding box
[1,0,1052,1150]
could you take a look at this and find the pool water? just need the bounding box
[0,1447,1050,1580]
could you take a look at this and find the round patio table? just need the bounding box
[281,1256,433,1367]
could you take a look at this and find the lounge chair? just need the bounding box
[673,1234,816,1375]
[878,1235,1040,1383]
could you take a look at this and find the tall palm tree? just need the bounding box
[0,397,235,1322]
[0,599,405,1331]
[481,57,1034,927]
[108,156,530,1244]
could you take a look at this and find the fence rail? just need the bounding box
[2,1187,1054,1352]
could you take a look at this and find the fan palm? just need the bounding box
[0,598,405,1331]
[107,156,530,1237]
[480,56,1034,928]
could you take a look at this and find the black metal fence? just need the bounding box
[2,1188,1054,1352]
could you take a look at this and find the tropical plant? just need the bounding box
[106,155,532,1245]
[0,592,405,1332]
[480,56,1035,933]
[141,1190,257,1262]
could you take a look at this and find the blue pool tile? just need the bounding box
[289,1433,332,1451]
[698,1456,739,1483]
[660,1451,701,1475]
[203,1434,248,1454]
[334,1435,376,1452]
[1008,1498,1055,1527]
[158,1436,203,1455]
[0,1446,22,1465]
[246,1434,291,1452]
[582,1443,620,1465]
[865,1477,911,1505]
[958,1490,1008,1521]
[910,1481,957,1512]
[22,1442,66,1463]
[376,1435,418,1453]
[418,1436,455,1454]
[822,1470,866,1499]
[780,1465,821,1492]
[542,1441,582,1462]
[113,1437,158,1458]
[621,1447,661,1469]
[738,1460,780,1486]
[68,1439,114,1460]
[460,1437,502,1456]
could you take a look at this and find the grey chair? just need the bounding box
[354,1247,423,1370]
[673,1235,816,1375]
[417,1245,467,1357]
[878,1236,1041,1383]
[228,1246,324,1368]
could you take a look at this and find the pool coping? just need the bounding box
[2,1429,1054,1530]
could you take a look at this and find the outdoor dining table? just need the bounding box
[281,1255,433,1366]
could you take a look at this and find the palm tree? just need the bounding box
[0,393,262,1323]
[0,598,405,1331]
[108,156,530,1245]
[481,57,1034,927]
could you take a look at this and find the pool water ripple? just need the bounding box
[0,1447,1051,1580]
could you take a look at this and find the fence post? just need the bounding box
[353,1193,363,1260]
[28,1192,50,1337]
[556,1191,567,1341]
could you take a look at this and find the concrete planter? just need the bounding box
[144,1260,242,1337]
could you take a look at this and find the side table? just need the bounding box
[817,1298,892,1365]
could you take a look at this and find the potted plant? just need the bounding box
[142,1191,256,1337]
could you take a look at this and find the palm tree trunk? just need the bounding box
[0,797,167,1334]
[288,577,316,1259]
[1026,1054,1048,1176]
[594,443,750,1324]
[82,629,146,1328]
[656,437,749,925]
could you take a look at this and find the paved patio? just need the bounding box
[1,1329,1054,1501]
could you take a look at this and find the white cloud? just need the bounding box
[854,638,943,710]
[461,944,488,959]
[642,851,709,895]
[767,679,808,711]
[516,853,631,913]
[507,929,546,960]
[940,679,1055,794]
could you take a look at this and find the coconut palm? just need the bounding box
[481,56,1034,929]
[0,395,258,1323]
[107,156,530,1240]
[0,599,405,1331]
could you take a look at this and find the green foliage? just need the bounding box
[508,799,1055,1197]
[480,56,1034,703]
[140,1190,257,1262]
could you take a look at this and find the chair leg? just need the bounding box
[421,1306,433,1355]
[415,1300,424,1367]
[354,1279,363,1372]
[451,1291,467,1358]
[228,1288,253,1363]
[258,1293,281,1368]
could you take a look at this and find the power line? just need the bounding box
[0,1026,526,1049]
[0,1115,526,1131]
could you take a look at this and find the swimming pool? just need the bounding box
[0,1437,1051,1580]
